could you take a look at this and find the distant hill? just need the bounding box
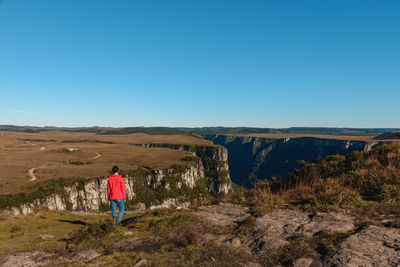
[1,125,400,137]
[373,132,400,140]
[0,125,279,135]
[284,127,400,136]
[186,127,280,135]
[0,125,110,134]
[0,125,189,135]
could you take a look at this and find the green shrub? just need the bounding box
[69,161,93,165]
[315,231,349,258]
[64,219,117,248]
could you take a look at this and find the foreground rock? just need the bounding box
[1,251,53,267]
[327,225,400,267]
[112,237,162,253]
[195,206,400,265]
[196,203,250,230]
[195,206,354,249]
[248,209,355,252]
[1,249,101,266]
[73,249,101,261]
[3,205,400,266]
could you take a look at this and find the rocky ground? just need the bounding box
[1,204,400,266]
[193,204,400,266]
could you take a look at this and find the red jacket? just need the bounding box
[107,174,126,201]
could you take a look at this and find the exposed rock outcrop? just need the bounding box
[3,204,400,266]
[327,225,400,267]
[135,143,232,194]
[196,203,250,230]
[1,249,102,267]
[195,205,400,266]
[249,209,355,252]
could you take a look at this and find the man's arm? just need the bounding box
[121,178,126,201]
[107,180,111,200]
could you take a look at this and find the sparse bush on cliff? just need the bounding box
[225,144,400,216]
[283,144,400,213]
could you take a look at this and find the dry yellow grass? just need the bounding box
[0,131,214,194]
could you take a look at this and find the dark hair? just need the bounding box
[112,166,119,173]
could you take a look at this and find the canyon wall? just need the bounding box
[204,134,381,188]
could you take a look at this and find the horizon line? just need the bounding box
[1,124,400,130]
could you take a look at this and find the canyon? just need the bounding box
[204,134,382,187]
[1,130,389,214]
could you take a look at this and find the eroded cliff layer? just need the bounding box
[204,134,381,187]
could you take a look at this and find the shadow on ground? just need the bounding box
[57,219,87,226]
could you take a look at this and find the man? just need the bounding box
[107,166,126,223]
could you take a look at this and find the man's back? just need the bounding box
[107,174,126,201]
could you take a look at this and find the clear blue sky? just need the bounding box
[0,0,399,128]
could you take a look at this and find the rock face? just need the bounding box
[327,225,400,267]
[204,134,381,187]
[6,144,233,215]
[149,198,190,210]
[135,143,232,194]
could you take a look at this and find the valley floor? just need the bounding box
[1,204,399,266]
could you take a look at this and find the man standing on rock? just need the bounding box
[107,166,126,223]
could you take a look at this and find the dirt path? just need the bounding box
[25,141,38,146]
[70,210,142,216]
[28,164,47,181]
[26,152,101,182]
[90,152,102,160]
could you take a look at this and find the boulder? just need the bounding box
[293,258,313,267]
[134,259,148,267]
[40,234,55,240]
[327,225,400,266]
[74,249,101,261]
[247,209,355,252]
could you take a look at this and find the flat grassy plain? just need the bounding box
[0,131,213,195]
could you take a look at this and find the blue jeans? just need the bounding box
[110,199,124,223]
